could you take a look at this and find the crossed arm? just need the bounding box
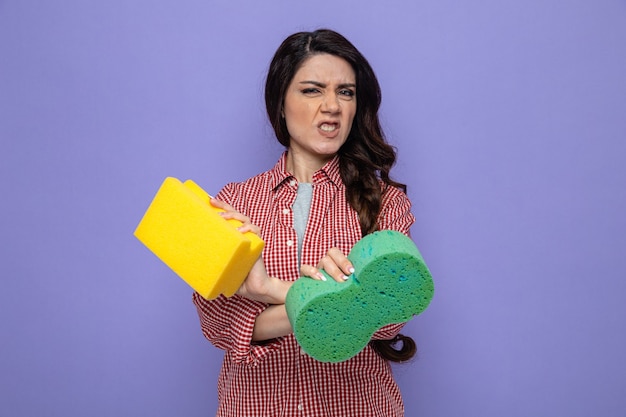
[210,198,355,342]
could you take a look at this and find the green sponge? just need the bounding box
[285,230,434,363]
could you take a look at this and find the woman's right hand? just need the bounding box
[238,256,292,304]
[237,256,272,301]
[209,197,292,304]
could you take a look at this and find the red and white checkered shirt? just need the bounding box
[193,152,416,417]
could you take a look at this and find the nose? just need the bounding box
[321,93,341,113]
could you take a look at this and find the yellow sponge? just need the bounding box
[134,177,264,299]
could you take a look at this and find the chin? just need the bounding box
[318,142,346,155]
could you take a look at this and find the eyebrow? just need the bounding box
[299,80,356,89]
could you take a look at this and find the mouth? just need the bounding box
[319,122,339,133]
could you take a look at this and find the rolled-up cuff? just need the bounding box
[193,292,282,367]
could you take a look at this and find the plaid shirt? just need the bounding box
[193,152,416,417]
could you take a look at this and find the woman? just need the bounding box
[193,29,417,416]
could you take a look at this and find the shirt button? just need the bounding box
[286,240,294,247]
[297,404,303,411]
[289,180,297,187]
[282,208,290,215]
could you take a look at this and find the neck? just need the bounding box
[285,149,333,183]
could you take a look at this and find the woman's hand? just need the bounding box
[237,256,278,303]
[239,259,291,304]
[210,198,291,304]
[300,247,354,283]
[210,197,261,235]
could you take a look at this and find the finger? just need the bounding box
[300,264,327,281]
[220,210,250,223]
[209,197,234,211]
[210,198,252,225]
[237,223,261,236]
[317,254,350,283]
[325,247,355,277]
[211,198,261,236]
[210,198,243,221]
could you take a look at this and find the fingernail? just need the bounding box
[317,273,327,281]
[342,275,349,281]
[348,267,355,274]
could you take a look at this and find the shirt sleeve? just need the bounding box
[371,322,407,341]
[193,292,281,366]
[190,183,281,366]
[372,185,416,340]
[376,185,416,236]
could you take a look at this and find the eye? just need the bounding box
[338,88,355,99]
[301,88,321,95]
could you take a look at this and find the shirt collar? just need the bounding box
[269,151,342,190]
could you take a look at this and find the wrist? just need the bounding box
[265,278,292,304]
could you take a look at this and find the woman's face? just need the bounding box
[283,53,357,166]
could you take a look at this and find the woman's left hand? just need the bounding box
[300,247,354,283]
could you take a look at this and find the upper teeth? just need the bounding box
[320,124,337,132]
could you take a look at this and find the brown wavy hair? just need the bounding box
[265,29,416,363]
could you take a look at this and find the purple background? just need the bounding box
[1,1,625,416]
